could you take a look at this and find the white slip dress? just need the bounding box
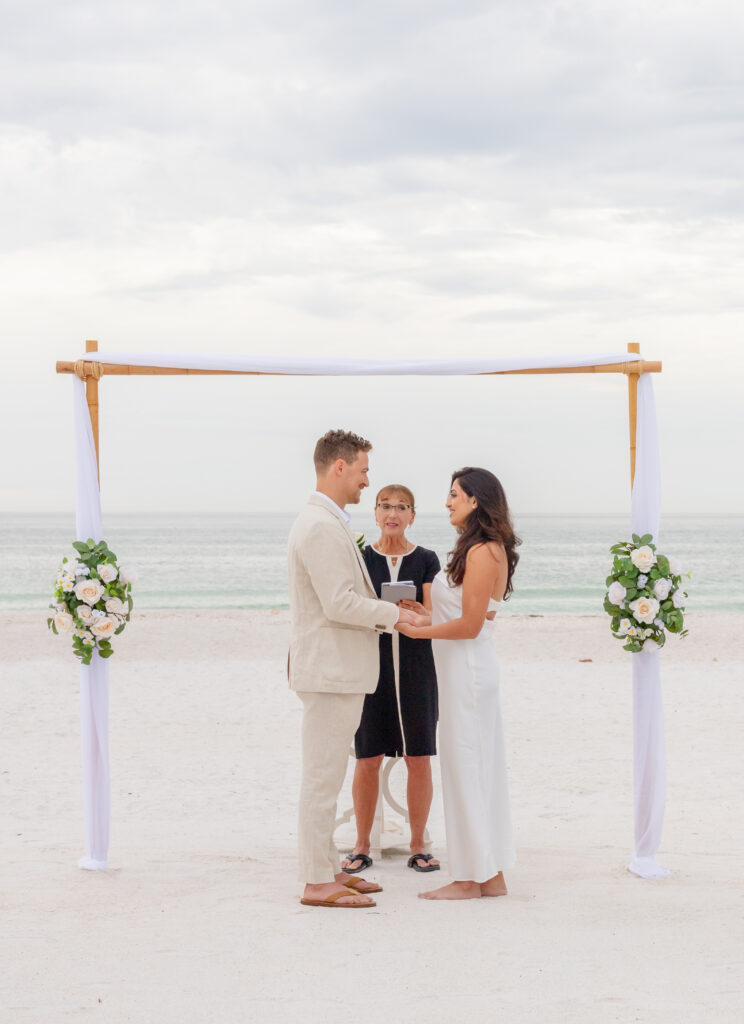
[431,569,516,882]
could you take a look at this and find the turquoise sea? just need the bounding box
[2,513,741,616]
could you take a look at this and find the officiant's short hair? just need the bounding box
[375,484,415,510]
[314,429,373,470]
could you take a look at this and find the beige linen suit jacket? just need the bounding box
[288,494,398,694]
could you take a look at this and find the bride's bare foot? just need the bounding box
[418,880,481,900]
[480,872,507,898]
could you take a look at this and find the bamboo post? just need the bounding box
[85,339,100,482]
[627,342,640,489]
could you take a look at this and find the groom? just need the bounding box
[288,429,425,908]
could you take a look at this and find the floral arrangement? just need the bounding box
[48,538,136,666]
[355,532,365,552]
[604,534,688,652]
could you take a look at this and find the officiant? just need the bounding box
[341,484,442,875]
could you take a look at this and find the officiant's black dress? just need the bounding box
[354,545,440,759]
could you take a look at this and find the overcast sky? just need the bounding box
[1,0,743,518]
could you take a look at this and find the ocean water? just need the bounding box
[2,513,741,615]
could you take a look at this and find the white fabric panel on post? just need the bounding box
[628,373,669,878]
[69,348,666,876]
[73,378,110,870]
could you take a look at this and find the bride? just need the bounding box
[396,467,520,900]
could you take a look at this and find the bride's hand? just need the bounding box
[398,600,431,625]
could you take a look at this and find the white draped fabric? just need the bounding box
[73,379,110,870]
[71,349,667,876]
[628,374,669,878]
[77,350,640,375]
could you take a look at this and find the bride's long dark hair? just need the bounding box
[445,467,521,599]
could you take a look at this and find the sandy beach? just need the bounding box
[2,610,742,1023]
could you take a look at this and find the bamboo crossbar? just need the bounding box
[56,359,662,378]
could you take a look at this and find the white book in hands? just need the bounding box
[381,581,416,604]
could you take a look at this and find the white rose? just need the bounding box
[629,595,660,625]
[118,567,137,586]
[97,563,118,583]
[56,602,69,613]
[668,556,682,575]
[91,616,116,639]
[653,578,672,600]
[607,581,626,607]
[617,618,632,636]
[630,546,656,572]
[672,589,686,609]
[76,604,94,624]
[54,612,74,633]
[74,578,105,606]
[105,597,126,615]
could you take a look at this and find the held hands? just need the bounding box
[396,604,430,637]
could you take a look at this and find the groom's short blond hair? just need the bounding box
[314,429,372,471]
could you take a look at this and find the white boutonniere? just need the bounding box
[355,533,365,552]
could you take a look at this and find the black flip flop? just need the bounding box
[342,853,373,874]
[407,853,440,873]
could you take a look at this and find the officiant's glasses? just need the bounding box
[376,502,412,513]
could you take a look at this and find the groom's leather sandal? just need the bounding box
[300,889,376,908]
[407,853,440,873]
[341,853,373,873]
[343,876,383,894]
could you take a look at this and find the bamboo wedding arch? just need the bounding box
[56,341,667,879]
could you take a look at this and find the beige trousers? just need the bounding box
[297,690,365,884]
